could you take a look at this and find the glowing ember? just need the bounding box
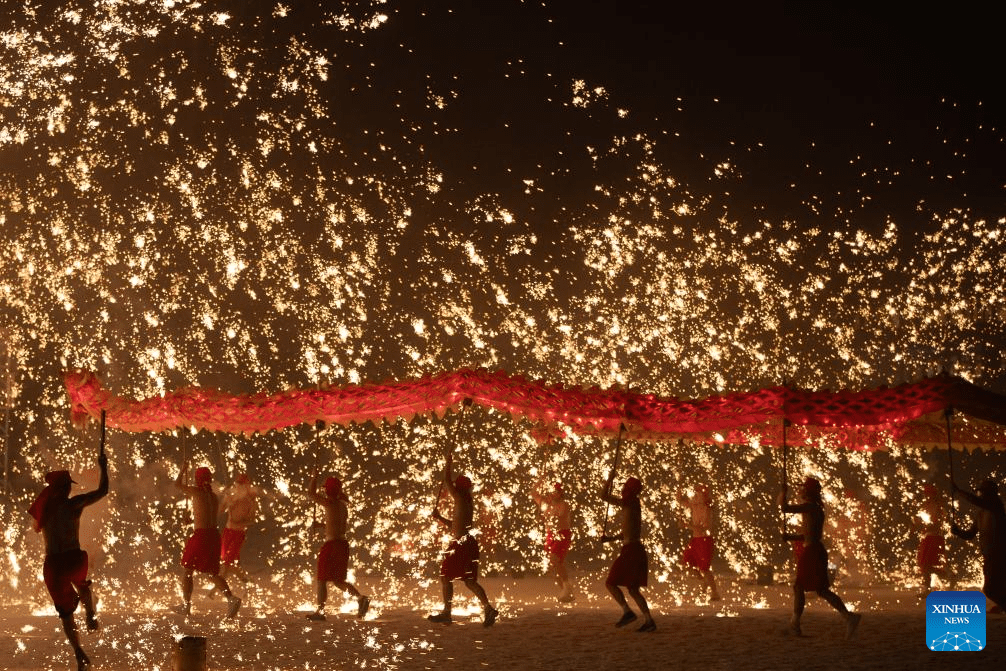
[0,2,1003,669]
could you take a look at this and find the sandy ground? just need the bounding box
[2,575,1003,671]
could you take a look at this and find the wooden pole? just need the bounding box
[600,422,626,542]
[945,407,956,518]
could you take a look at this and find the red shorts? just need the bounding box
[182,529,222,575]
[44,549,89,617]
[682,535,714,572]
[221,528,246,566]
[545,529,572,561]
[440,534,479,581]
[795,541,830,592]
[318,539,350,583]
[606,540,648,588]
[917,534,944,570]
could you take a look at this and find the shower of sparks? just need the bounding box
[1,2,1004,668]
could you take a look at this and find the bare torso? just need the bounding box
[541,498,571,533]
[451,489,474,538]
[620,499,642,543]
[223,487,258,531]
[189,488,219,531]
[42,499,85,555]
[688,498,712,538]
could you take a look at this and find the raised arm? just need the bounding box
[174,461,197,495]
[600,468,622,506]
[778,485,809,514]
[952,482,993,511]
[307,474,329,505]
[442,444,457,496]
[73,453,109,509]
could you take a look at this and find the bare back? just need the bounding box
[451,489,474,538]
[620,498,642,543]
[322,497,348,541]
[187,487,219,530]
[43,498,87,555]
[41,465,108,556]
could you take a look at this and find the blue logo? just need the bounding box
[926,591,986,651]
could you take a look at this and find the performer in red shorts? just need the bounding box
[175,463,241,618]
[305,474,370,620]
[428,445,498,627]
[677,484,721,601]
[780,478,861,639]
[219,473,261,585]
[532,479,574,602]
[601,471,655,632]
[915,483,949,596]
[28,452,108,671]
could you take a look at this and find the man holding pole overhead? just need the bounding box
[951,477,1006,613]
[427,443,498,627]
[175,462,241,618]
[27,416,109,671]
[600,468,656,632]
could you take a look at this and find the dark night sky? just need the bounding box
[344,1,1005,231]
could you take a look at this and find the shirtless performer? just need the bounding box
[428,446,498,627]
[219,473,260,584]
[175,464,241,618]
[28,453,108,671]
[676,484,721,601]
[532,479,574,602]
[601,471,656,632]
[779,478,861,638]
[916,483,949,596]
[951,478,1006,613]
[306,474,370,620]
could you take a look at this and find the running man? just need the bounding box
[175,463,241,618]
[28,454,108,671]
[951,478,1006,613]
[676,484,721,601]
[305,474,370,620]
[532,479,575,602]
[779,477,861,638]
[220,472,261,584]
[601,470,656,632]
[428,445,498,627]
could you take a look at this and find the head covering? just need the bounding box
[454,474,473,491]
[553,482,564,496]
[922,483,938,498]
[234,473,250,485]
[801,477,822,501]
[621,477,642,500]
[325,476,345,500]
[194,467,213,490]
[27,471,75,532]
